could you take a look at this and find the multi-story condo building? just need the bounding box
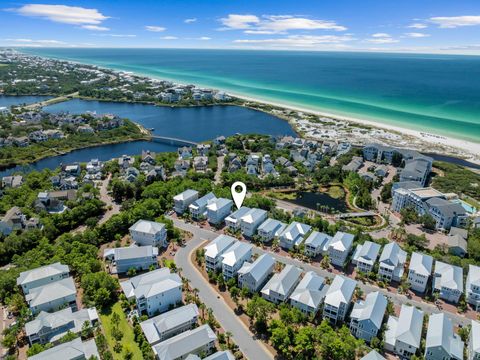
[238,254,275,293]
[203,235,236,273]
[221,242,253,280]
[129,220,167,247]
[350,291,387,343]
[261,265,302,304]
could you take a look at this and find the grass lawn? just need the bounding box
[267,191,297,200]
[327,185,345,199]
[100,302,143,360]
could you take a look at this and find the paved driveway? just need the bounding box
[171,217,473,328]
[173,219,273,360]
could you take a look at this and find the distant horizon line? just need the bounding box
[4,46,480,57]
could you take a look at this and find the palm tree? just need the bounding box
[225,331,232,347]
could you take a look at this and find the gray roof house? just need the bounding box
[304,231,332,257]
[26,276,77,315]
[289,271,329,315]
[466,264,480,311]
[25,307,98,345]
[120,268,182,317]
[349,291,387,343]
[384,304,424,359]
[103,245,158,274]
[342,156,364,172]
[17,262,70,295]
[28,338,99,360]
[221,241,253,280]
[224,206,251,230]
[408,252,434,293]
[173,189,199,214]
[352,241,381,274]
[469,320,480,360]
[433,261,464,303]
[203,235,236,272]
[325,231,354,267]
[261,264,302,304]
[140,303,199,346]
[238,253,276,293]
[378,242,407,282]
[323,275,356,324]
[447,227,468,257]
[206,198,233,225]
[189,192,217,221]
[239,208,268,237]
[129,220,167,247]
[152,324,217,360]
[203,351,236,360]
[425,313,463,360]
[360,350,386,360]
[257,218,287,242]
[279,221,312,250]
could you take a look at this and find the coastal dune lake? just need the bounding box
[0,99,295,176]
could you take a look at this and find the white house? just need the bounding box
[384,304,424,359]
[279,221,311,250]
[103,245,158,274]
[221,242,253,280]
[189,192,217,221]
[173,189,199,214]
[349,291,387,343]
[17,262,70,295]
[140,303,199,346]
[240,208,268,237]
[289,271,329,315]
[304,231,332,257]
[360,350,386,360]
[378,242,407,282]
[238,254,275,293]
[468,320,480,360]
[257,218,286,242]
[203,235,237,273]
[152,324,217,360]
[352,241,381,274]
[28,338,99,360]
[322,275,356,324]
[466,264,480,311]
[432,261,463,303]
[129,220,167,247]
[325,231,354,267]
[206,198,233,225]
[224,206,250,231]
[120,268,182,317]
[261,264,302,304]
[26,277,77,315]
[425,313,464,360]
[408,252,433,293]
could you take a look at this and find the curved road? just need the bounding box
[173,220,273,360]
[171,217,472,330]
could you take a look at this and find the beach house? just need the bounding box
[17,262,70,295]
[289,271,329,315]
[279,221,312,250]
[349,291,387,343]
[103,245,158,274]
[239,208,267,237]
[221,242,253,280]
[432,261,463,303]
[257,218,286,242]
[28,338,99,360]
[261,264,302,304]
[224,206,250,231]
[189,192,217,221]
[26,277,77,315]
[304,231,332,257]
[425,313,464,360]
[468,320,480,360]
[466,264,480,311]
[173,189,199,214]
[129,220,167,247]
[352,241,381,274]
[325,231,354,267]
[378,242,407,282]
[206,198,233,225]
[322,275,356,324]
[408,252,434,293]
[238,254,275,293]
[203,235,236,272]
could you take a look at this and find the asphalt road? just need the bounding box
[171,217,473,329]
[173,219,274,360]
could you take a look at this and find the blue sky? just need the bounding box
[1,0,480,54]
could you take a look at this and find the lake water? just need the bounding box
[288,191,348,213]
[0,99,295,176]
[0,95,52,108]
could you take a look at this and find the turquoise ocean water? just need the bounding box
[25,48,480,143]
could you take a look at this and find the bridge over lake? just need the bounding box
[150,135,198,147]
[335,211,376,219]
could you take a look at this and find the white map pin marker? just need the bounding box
[231,181,247,210]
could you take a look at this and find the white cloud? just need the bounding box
[371,33,391,38]
[13,4,109,25]
[160,36,178,40]
[198,36,211,40]
[429,15,480,28]
[4,38,65,44]
[1,38,69,47]
[366,33,398,44]
[404,32,430,38]
[81,25,109,31]
[407,23,428,29]
[184,18,197,24]
[94,34,136,38]
[220,14,346,33]
[145,26,166,32]
[233,34,355,48]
